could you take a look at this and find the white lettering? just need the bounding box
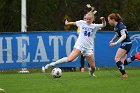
[0,37,13,63]
[49,36,63,61]
[33,36,49,62]
[16,36,30,62]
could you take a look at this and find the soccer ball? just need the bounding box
[51,68,62,78]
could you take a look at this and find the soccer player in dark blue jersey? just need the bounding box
[108,13,140,78]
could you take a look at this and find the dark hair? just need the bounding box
[108,13,122,22]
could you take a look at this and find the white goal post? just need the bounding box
[19,0,29,73]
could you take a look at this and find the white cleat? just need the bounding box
[44,62,56,69]
[89,70,96,77]
[42,63,56,73]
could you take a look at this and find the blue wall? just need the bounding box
[0,31,140,69]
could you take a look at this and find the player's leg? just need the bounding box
[121,54,127,64]
[120,54,129,77]
[86,54,96,76]
[88,63,90,71]
[44,48,81,69]
[80,54,85,72]
[115,48,128,77]
[124,52,140,65]
[120,44,140,65]
[87,53,94,71]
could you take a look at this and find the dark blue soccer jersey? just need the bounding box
[114,22,131,43]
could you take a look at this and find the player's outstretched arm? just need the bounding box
[65,19,76,26]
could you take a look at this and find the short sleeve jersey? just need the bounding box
[75,20,104,49]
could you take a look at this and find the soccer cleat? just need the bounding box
[81,68,85,72]
[89,70,96,77]
[44,62,55,69]
[122,74,128,78]
[135,52,140,60]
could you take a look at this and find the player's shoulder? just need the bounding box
[76,20,86,25]
[77,20,86,23]
[116,22,126,29]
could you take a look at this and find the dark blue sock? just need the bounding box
[124,60,129,65]
[131,56,136,61]
[116,61,126,75]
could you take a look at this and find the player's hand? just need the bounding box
[110,42,116,47]
[109,40,114,44]
[65,19,68,25]
[100,17,105,21]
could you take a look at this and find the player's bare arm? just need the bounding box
[110,35,118,43]
[65,19,76,25]
[100,17,106,27]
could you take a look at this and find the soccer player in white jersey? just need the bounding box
[42,10,106,76]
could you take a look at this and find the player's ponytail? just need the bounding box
[108,13,122,22]
[115,13,122,22]
[86,4,97,17]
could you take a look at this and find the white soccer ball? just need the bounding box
[51,68,62,78]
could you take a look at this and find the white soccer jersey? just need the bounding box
[74,20,104,50]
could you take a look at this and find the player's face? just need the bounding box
[85,16,94,24]
[108,17,115,26]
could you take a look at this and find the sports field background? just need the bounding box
[0,68,140,93]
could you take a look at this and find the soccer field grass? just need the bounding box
[0,69,140,93]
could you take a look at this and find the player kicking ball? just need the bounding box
[42,6,106,76]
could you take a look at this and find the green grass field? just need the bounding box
[0,69,140,93]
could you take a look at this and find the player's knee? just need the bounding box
[67,57,73,62]
[90,64,95,69]
[91,66,95,69]
[114,57,121,62]
[121,59,125,63]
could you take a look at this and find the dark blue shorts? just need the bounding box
[120,43,132,54]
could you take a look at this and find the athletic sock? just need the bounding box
[53,57,68,65]
[124,56,136,65]
[131,56,136,61]
[116,61,126,75]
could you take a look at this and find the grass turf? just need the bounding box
[0,69,140,93]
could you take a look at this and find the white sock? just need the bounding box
[53,57,68,65]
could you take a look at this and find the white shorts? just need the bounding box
[74,45,94,56]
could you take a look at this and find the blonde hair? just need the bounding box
[86,4,97,17]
